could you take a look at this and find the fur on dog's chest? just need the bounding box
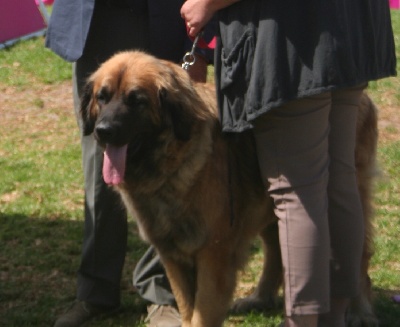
[119,187,208,260]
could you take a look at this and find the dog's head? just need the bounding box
[80,51,203,144]
[80,51,210,185]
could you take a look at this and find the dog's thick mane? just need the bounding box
[88,52,224,258]
[80,51,267,262]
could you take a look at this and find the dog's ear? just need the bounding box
[80,81,96,136]
[159,88,193,141]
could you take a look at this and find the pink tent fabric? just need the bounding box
[35,0,54,4]
[0,0,47,46]
[390,0,400,9]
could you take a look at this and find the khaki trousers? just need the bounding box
[252,85,365,315]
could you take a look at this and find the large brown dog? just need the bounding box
[80,51,378,327]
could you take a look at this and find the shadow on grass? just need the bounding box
[0,213,148,326]
[373,288,400,327]
[1,213,399,326]
[227,291,400,327]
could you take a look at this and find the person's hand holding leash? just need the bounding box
[181,0,241,37]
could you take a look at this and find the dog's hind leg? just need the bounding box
[345,94,378,327]
[231,221,282,314]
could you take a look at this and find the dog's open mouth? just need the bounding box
[103,144,128,185]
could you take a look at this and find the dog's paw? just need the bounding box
[346,314,379,327]
[346,308,379,327]
[230,294,275,315]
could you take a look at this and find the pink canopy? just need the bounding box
[390,0,400,9]
[0,0,47,47]
[35,0,54,4]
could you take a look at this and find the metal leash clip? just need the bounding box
[181,32,203,71]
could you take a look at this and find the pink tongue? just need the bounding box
[103,144,128,185]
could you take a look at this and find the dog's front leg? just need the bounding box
[161,257,196,327]
[191,245,238,327]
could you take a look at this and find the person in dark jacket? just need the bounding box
[181,0,396,326]
[46,0,213,326]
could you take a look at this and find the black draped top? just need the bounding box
[215,0,397,132]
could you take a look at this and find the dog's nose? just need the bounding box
[95,121,115,142]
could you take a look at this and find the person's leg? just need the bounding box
[319,85,365,327]
[252,93,332,327]
[133,247,176,306]
[81,0,177,316]
[55,3,175,326]
[74,64,128,309]
[133,248,181,327]
[73,2,151,309]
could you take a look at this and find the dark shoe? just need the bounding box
[145,304,181,327]
[54,301,119,327]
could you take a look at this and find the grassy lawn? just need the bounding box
[1,11,400,327]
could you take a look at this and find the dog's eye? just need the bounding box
[125,90,148,107]
[96,89,110,104]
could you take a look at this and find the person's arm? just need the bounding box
[181,0,241,37]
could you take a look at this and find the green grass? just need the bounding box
[0,37,72,86]
[1,11,400,327]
